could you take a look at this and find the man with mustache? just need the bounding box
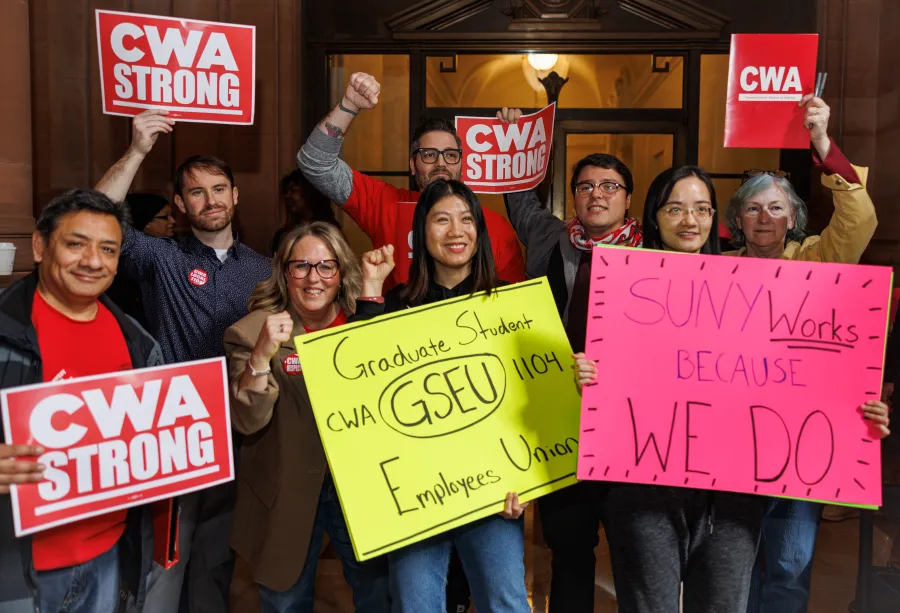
[0,189,163,613]
[298,71,526,290]
[95,109,271,613]
[498,107,643,613]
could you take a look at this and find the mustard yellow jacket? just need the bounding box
[725,164,876,264]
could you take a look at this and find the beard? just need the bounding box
[415,165,460,191]
[188,204,234,232]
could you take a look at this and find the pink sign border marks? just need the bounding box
[0,357,235,537]
[576,245,891,509]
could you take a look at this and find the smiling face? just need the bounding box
[410,131,462,191]
[174,169,238,233]
[143,204,175,238]
[424,194,477,275]
[656,176,715,254]
[285,235,341,319]
[573,166,632,238]
[33,211,122,306]
[737,184,794,253]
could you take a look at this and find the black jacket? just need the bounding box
[353,275,505,320]
[0,272,163,613]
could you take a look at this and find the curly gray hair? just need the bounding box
[724,174,809,248]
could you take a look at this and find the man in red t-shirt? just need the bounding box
[298,71,526,291]
[0,190,163,613]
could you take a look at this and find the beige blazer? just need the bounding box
[224,308,327,591]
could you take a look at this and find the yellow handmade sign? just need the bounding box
[294,279,581,560]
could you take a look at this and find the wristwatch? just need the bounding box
[247,362,271,377]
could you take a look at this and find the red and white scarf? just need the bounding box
[567,217,643,251]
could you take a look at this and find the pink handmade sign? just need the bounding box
[578,247,892,508]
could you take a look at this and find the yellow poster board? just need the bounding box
[293,279,581,560]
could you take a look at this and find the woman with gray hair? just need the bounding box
[725,95,880,613]
[724,96,875,264]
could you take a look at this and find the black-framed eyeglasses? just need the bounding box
[412,148,463,165]
[741,169,791,185]
[152,213,174,220]
[574,181,625,198]
[285,259,340,280]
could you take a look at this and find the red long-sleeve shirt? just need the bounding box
[343,171,526,290]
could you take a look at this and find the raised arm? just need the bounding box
[95,110,174,203]
[224,313,290,436]
[297,72,381,206]
[796,96,876,264]
[496,107,566,279]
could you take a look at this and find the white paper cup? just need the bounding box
[0,243,16,275]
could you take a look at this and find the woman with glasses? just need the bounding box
[353,179,531,613]
[106,193,176,327]
[723,96,881,613]
[224,222,390,613]
[724,95,875,264]
[574,166,769,613]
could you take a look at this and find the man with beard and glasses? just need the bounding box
[95,109,271,613]
[298,71,526,291]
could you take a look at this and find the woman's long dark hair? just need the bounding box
[402,180,500,305]
[642,165,721,255]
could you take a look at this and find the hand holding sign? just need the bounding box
[495,107,523,124]
[344,72,381,113]
[130,109,175,156]
[800,95,831,159]
[572,352,598,394]
[860,401,891,438]
[499,492,528,519]
[0,444,45,494]
[361,245,395,297]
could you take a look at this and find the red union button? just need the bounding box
[283,354,302,375]
[188,269,209,286]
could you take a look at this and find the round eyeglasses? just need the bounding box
[658,205,715,220]
[285,259,340,280]
[574,181,625,198]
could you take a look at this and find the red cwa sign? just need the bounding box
[96,10,255,125]
[1,358,234,536]
[455,104,555,194]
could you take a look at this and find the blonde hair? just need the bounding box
[248,222,361,315]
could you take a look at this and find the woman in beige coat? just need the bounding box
[224,222,389,613]
[723,95,884,613]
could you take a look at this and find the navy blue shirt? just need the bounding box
[119,225,271,364]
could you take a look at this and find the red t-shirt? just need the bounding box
[303,308,347,334]
[344,170,527,290]
[30,290,133,571]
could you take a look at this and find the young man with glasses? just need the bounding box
[298,72,526,291]
[497,106,642,613]
[723,95,880,613]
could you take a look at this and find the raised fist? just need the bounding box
[343,72,381,112]
[251,311,294,368]
[361,245,395,296]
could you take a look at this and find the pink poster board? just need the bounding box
[577,247,892,508]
